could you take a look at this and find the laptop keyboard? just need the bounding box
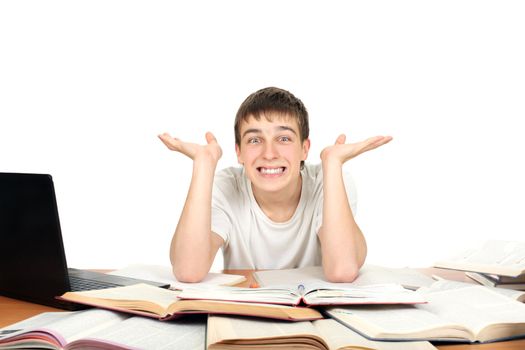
[69,275,122,292]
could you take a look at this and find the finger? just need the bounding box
[336,134,346,145]
[158,133,181,151]
[158,132,180,142]
[363,136,393,152]
[158,132,171,141]
[158,133,171,145]
[371,135,393,146]
[366,135,386,145]
[205,131,217,145]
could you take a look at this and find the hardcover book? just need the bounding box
[58,283,323,321]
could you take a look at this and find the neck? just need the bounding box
[252,175,303,223]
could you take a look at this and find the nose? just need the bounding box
[263,142,278,160]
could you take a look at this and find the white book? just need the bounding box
[108,263,246,290]
[325,280,525,343]
[0,309,205,350]
[434,240,525,277]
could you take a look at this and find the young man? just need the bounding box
[159,87,392,283]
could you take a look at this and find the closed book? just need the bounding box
[466,272,525,292]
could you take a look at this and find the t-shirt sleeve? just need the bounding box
[211,206,231,246]
[211,174,235,247]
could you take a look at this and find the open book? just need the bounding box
[434,240,525,277]
[324,280,525,343]
[254,265,435,291]
[207,315,437,350]
[430,275,525,302]
[0,308,205,350]
[179,282,426,306]
[58,283,322,321]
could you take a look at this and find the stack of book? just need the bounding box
[434,239,525,292]
[465,272,525,290]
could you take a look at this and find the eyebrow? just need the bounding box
[241,125,298,139]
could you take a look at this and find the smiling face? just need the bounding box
[236,112,310,196]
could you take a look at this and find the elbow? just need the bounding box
[172,264,207,283]
[324,264,360,283]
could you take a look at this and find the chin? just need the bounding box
[255,177,292,194]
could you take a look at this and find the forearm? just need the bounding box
[170,157,217,281]
[319,160,367,282]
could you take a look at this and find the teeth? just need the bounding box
[260,167,284,175]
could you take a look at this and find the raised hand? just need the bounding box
[158,131,223,164]
[320,134,393,165]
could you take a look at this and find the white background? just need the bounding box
[1,1,524,271]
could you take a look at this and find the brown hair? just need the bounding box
[234,87,309,147]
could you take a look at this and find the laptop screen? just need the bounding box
[0,173,71,304]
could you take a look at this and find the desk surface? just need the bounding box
[1,268,525,350]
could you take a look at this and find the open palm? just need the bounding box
[321,134,393,164]
[158,132,223,163]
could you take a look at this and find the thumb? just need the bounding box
[335,134,346,145]
[205,132,217,144]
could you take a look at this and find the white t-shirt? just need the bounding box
[211,163,357,269]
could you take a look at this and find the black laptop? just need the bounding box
[0,172,169,310]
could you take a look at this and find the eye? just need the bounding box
[278,136,291,142]
[248,137,261,144]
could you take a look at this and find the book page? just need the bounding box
[109,264,246,289]
[70,315,205,350]
[313,319,437,350]
[0,312,68,340]
[63,283,322,321]
[434,240,525,276]
[0,309,128,347]
[417,281,525,341]
[69,283,181,310]
[254,266,325,286]
[254,265,434,290]
[179,285,302,305]
[326,305,469,341]
[0,312,73,348]
[302,282,426,305]
[354,265,435,290]
[326,280,525,342]
[179,278,425,306]
[41,309,129,343]
[207,315,327,349]
[433,278,525,302]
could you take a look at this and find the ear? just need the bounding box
[235,143,243,164]
[302,138,311,161]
